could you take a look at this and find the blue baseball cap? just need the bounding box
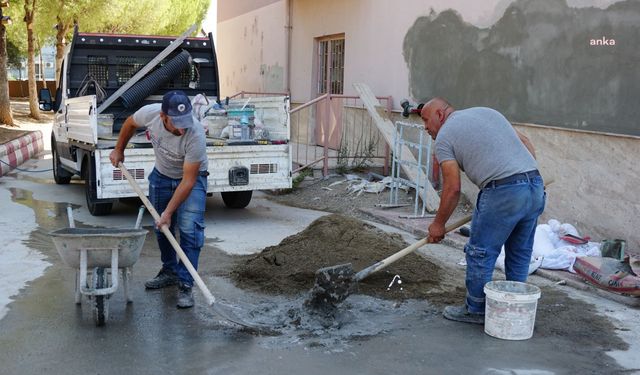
[161,91,194,129]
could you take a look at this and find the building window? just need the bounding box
[35,63,42,80]
[316,35,345,95]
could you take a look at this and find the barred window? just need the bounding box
[316,35,345,95]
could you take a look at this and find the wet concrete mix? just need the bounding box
[223,212,627,355]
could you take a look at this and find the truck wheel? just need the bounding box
[83,157,113,216]
[221,191,253,209]
[51,135,72,184]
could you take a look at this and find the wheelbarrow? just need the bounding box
[50,206,148,326]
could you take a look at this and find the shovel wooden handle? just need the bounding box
[354,215,472,282]
[118,162,217,306]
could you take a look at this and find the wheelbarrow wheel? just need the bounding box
[92,267,109,326]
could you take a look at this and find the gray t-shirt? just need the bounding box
[435,107,537,189]
[132,103,208,179]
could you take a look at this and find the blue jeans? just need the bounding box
[464,173,546,313]
[148,168,207,287]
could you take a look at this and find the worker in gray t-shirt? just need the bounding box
[420,97,545,324]
[109,90,208,309]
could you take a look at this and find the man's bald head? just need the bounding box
[423,98,451,113]
[420,97,454,140]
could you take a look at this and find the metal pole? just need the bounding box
[415,129,424,217]
[383,96,392,175]
[389,122,398,205]
[323,93,330,176]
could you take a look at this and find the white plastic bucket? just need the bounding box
[202,113,228,138]
[484,280,541,340]
[97,114,113,137]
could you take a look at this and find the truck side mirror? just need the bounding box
[38,88,53,111]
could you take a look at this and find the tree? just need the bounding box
[0,14,13,125]
[52,11,70,88]
[39,0,108,89]
[6,39,23,71]
[45,0,209,90]
[23,0,39,120]
[0,0,211,124]
[97,0,209,36]
[156,0,210,36]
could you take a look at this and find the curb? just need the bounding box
[0,130,44,177]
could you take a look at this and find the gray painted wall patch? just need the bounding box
[403,0,640,136]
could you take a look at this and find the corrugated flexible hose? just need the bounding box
[120,50,192,109]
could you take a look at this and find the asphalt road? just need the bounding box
[1,154,639,374]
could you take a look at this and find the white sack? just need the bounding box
[494,219,601,274]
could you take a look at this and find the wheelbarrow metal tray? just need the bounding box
[50,228,147,269]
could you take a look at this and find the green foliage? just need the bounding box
[336,134,379,174]
[276,167,313,195]
[336,140,350,175]
[6,40,22,69]
[292,168,313,189]
[6,0,211,54]
[4,2,27,58]
[89,0,210,35]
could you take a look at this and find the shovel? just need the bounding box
[307,215,472,308]
[309,177,554,308]
[118,162,273,332]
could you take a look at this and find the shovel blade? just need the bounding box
[306,263,356,309]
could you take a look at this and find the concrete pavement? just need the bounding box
[0,155,639,374]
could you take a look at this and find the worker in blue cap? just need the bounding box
[110,90,208,309]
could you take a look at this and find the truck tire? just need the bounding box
[83,157,113,216]
[221,190,252,209]
[51,135,72,184]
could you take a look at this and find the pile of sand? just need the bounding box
[230,214,465,305]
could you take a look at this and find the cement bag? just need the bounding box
[541,242,602,272]
[533,225,556,258]
[574,256,640,296]
[191,94,209,121]
[546,220,580,247]
[541,246,578,272]
[495,247,542,275]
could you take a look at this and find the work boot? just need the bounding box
[443,305,484,325]
[144,268,178,289]
[176,283,194,309]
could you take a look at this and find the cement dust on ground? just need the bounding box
[231,213,466,306]
[267,173,473,223]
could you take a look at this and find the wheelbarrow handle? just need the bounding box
[118,162,216,306]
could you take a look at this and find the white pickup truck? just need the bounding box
[40,28,291,215]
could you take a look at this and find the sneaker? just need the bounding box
[144,269,178,289]
[443,305,484,325]
[176,284,194,309]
